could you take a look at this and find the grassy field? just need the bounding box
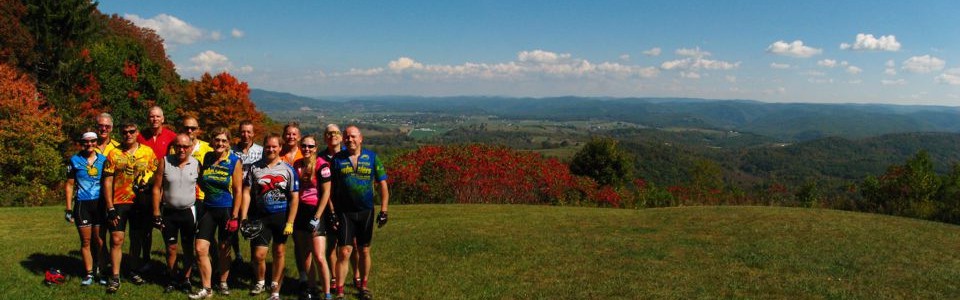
[4,205,959,299]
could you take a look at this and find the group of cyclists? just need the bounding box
[63,107,389,300]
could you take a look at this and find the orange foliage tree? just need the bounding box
[182,72,266,138]
[0,63,65,205]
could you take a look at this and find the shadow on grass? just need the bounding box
[21,252,81,278]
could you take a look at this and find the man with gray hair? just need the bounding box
[95,113,119,155]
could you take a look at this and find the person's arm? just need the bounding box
[104,175,114,209]
[64,178,75,222]
[230,160,243,219]
[285,191,299,235]
[65,178,75,212]
[378,180,389,212]
[152,157,165,217]
[241,185,251,221]
[316,181,332,219]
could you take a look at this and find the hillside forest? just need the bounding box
[2,0,960,226]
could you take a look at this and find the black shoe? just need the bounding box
[359,289,373,300]
[128,272,145,285]
[106,277,120,294]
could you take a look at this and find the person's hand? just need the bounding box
[153,215,164,229]
[64,210,73,223]
[326,213,339,232]
[283,222,294,235]
[107,208,119,227]
[377,211,388,228]
[308,217,321,233]
[225,218,239,232]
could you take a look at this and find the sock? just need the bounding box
[299,272,308,283]
[362,279,368,289]
[257,280,266,287]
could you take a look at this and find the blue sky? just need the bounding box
[97,0,960,106]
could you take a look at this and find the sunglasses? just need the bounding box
[97,124,112,129]
[301,144,317,149]
[81,139,97,144]
[183,126,199,131]
[325,131,341,137]
[175,144,193,149]
[122,129,138,135]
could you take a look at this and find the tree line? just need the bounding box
[0,0,265,205]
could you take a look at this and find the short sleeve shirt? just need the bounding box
[330,149,387,212]
[104,145,158,205]
[295,156,333,206]
[246,160,299,215]
[95,139,120,156]
[233,143,263,178]
[160,155,199,209]
[138,128,176,158]
[67,152,108,201]
[200,151,241,208]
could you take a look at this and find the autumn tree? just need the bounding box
[0,63,65,206]
[52,14,182,137]
[861,150,942,219]
[0,0,37,70]
[182,72,266,137]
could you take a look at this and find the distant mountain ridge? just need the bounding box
[249,89,960,141]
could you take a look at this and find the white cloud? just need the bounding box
[808,78,834,84]
[846,66,862,75]
[902,55,946,73]
[882,79,907,85]
[231,28,245,38]
[766,40,822,58]
[642,47,662,56]
[676,47,711,58]
[884,68,897,76]
[210,31,223,41]
[680,71,701,79]
[125,14,203,46]
[342,50,661,80]
[518,50,570,64]
[802,70,826,77]
[848,79,862,84]
[188,50,252,74]
[770,62,791,69]
[840,33,901,51]
[936,68,960,85]
[619,54,630,61]
[725,75,737,83]
[660,48,739,71]
[885,60,896,68]
[817,59,837,68]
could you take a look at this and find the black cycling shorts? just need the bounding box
[250,212,289,247]
[161,206,197,246]
[197,207,233,243]
[337,209,374,247]
[108,204,134,232]
[73,200,103,228]
[294,204,328,236]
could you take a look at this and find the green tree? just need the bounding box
[570,137,634,187]
[861,150,942,219]
[21,0,98,83]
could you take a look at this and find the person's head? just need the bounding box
[300,135,318,158]
[96,113,113,140]
[172,134,193,161]
[238,120,255,144]
[119,123,139,146]
[78,130,98,153]
[147,106,164,130]
[282,122,301,148]
[323,124,342,149]
[180,116,200,139]
[343,125,363,153]
[263,134,282,161]
[209,127,231,154]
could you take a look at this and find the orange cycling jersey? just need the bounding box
[104,144,158,205]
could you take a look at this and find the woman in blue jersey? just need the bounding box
[64,131,108,286]
[191,128,243,299]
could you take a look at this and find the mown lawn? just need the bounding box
[3,205,959,299]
